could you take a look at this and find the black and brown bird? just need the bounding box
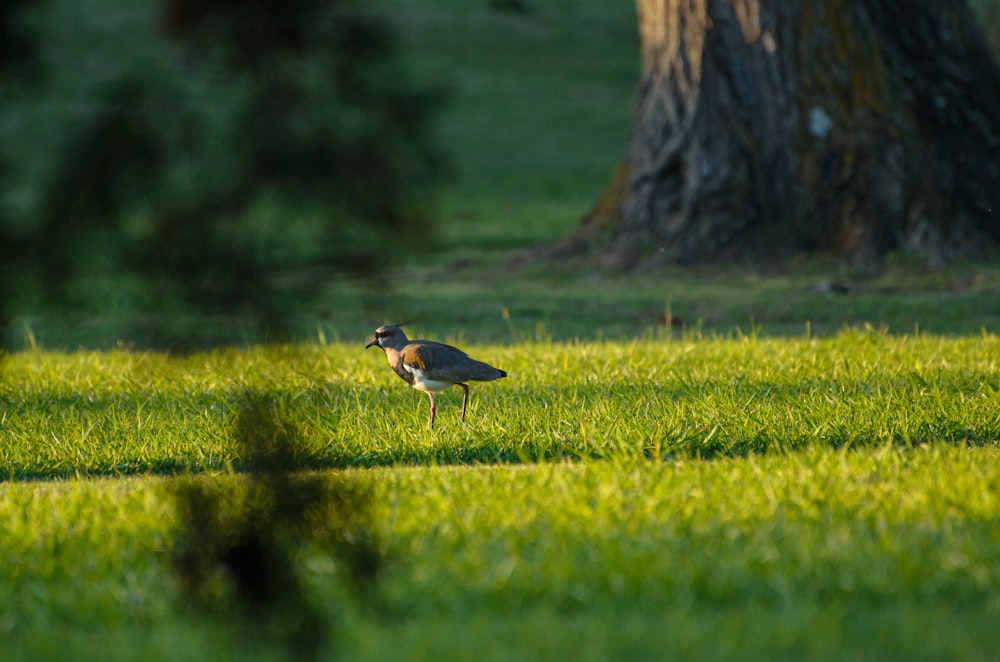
[365,325,507,428]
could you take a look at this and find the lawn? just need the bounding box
[3,331,1000,477]
[2,1,1000,660]
[4,444,1000,660]
[3,332,1000,660]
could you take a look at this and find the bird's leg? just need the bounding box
[458,383,470,423]
[427,392,436,429]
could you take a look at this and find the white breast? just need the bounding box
[404,364,452,393]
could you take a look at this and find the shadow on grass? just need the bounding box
[170,391,384,660]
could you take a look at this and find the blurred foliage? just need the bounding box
[970,0,1000,54]
[0,0,39,80]
[3,0,1000,350]
[0,0,445,345]
[0,0,43,349]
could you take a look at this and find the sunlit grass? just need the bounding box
[2,330,998,478]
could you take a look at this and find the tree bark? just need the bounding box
[562,0,1000,269]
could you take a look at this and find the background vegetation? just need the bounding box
[1,0,447,346]
[3,0,995,350]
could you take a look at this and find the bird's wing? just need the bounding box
[403,341,505,383]
[401,341,469,381]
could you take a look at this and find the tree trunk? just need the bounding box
[564,0,1000,269]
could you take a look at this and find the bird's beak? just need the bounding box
[365,337,379,349]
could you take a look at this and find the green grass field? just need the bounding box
[3,1,1000,660]
[3,331,1000,477]
[3,332,1000,660]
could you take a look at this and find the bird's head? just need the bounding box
[365,324,408,350]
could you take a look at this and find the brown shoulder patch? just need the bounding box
[401,345,427,370]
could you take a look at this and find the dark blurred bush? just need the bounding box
[1,0,446,346]
[0,0,39,81]
[0,0,43,348]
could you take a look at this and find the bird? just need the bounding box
[365,324,507,428]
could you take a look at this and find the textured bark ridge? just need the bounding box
[565,0,1000,268]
